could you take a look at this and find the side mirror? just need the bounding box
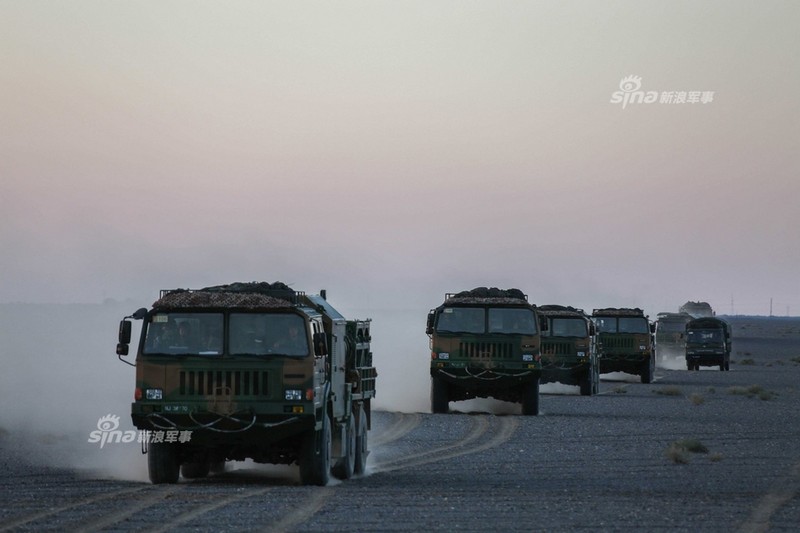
[650,323,656,334]
[539,317,549,333]
[588,323,596,336]
[119,320,132,344]
[425,311,435,335]
[116,343,129,356]
[313,332,328,356]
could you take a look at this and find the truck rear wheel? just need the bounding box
[299,413,331,486]
[148,443,179,484]
[521,380,539,416]
[431,377,449,414]
[333,416,356,480]
[354,408,368,475]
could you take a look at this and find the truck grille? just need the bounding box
[178,370,269,397]
[541,342,573,356]
[600,337,634,349]
[459,342,514,360]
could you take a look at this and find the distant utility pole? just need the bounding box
[770,297,773,317]
[730,294,734,315]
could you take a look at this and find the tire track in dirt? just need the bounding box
[738,459,800,533]
[0,485,155,532]
[372,415,518,473]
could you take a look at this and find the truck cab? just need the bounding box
[539,305,598,396]
[685,317,731,371]
[427,287,544,415]
[116,282,376,485]
[592,308,655,383]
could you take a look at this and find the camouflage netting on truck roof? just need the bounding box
[445,287,529,305]
[153,282,296,310]
[538,304,587,317]
[592,308,645,317]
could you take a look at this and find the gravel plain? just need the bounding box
[1,316,798,532]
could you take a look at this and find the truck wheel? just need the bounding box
[354,408,368,475]
[724,361,730,371]
[641,355,654,383]
[579,373,592,396]
[148,443,179,484]
[521,380,539,416]
[333,416,356,480]
[299,414,331,486]
[686,361,693,371]
[431,377,449,414]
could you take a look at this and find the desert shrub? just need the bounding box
[738,358,755,365]
[689,393,705,405]
[666,439,709,464]
[654,386,683,396]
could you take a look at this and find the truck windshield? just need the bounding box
[686,329,722,343]
[143,312,223,356]
[436,307,536,334]
[548,317,587,337]
[618,318,650,333]
[595,317,649,334]
[230,313,309,356]
[436,307,485,334]
[488,308,537,334]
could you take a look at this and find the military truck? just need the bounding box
[116,282,377,485]
[679,301,715,319]
[654,312,692,361]
[539,305,598,396]
[685,317,731,371]
[592,308,655,383]
[426,287,545,415]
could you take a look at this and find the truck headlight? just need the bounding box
[438,352,449,360]
[145,388,163,400]
[285,389,303,401]
[522,354,533,362]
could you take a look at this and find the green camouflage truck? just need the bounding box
[539,305,598,396]
[426,287,545,415]
[654,312,692,361]
[685,317,731,371]
[116,282,377,485]
[592,308,655,383]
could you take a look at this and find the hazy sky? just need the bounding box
[2,1,798,315]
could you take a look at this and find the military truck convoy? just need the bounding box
[426,288,545,415]
[117,282,734,483]
[539,305,598,396]
[116,282,376,485]
[592,308,655,383]
[685,317,732,371]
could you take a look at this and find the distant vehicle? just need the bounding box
[592,308,656,383]
[654,312,693,360]
[679,301,715,318]
[538,305,599,396]
[116,282,377,485]
[685,317,732,371]
[426,287,545,415]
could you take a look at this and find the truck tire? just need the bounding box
[180,461,210,479]
[521,380,539,416]
[148,443,179,484]
[354,408,368,475]
[641,354,654,384]
[579,371,593,396]
[431,377,449,414]
[299,413,331,486]
[724,360,730,371]
[333,416,356,480]
[686,360,693,371]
